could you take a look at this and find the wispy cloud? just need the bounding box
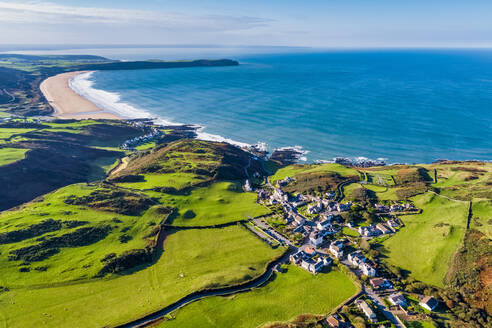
[0,1,272,31]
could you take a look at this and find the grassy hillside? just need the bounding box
[382,192,468,287]
[0,147,29,166]
[270,163,360,194]
[427,161,492,200]
[111,139,265,190]
[0,225,284,328]
[0,183,164,286]
[144,182,269,227]
[471,199,492,238]
[160,266,358,328]
[0,120,141,210]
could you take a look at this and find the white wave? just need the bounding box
[253,142,268,152]
[195,126,252,148]
[276,145,309,155]
[69,72,154,120]
[69,72,309,160]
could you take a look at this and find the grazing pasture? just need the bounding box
[160,266,358,328]
[0,225,284,328]
[382,192,468,287]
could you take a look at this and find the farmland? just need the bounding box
[147,182,270,227]
[382,192,468,287]
[159,266,358,328]
[0,225,284,328]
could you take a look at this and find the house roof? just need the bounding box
[370,278,386,287]
[421,296,438,308]
[389,293,406,303]
[304,246,315,255]
[325,315,341,327]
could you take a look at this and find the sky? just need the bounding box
[0,0,491,48]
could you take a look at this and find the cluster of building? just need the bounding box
[121,126,163,150]
[307,199,352,215]
[358,222,393,237]
[347,250,377,277]
[254,174,441,326]
[289,246,332,274]
[375,202,414,213]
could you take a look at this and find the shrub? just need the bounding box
[119,234,132,243]
[9,225,111,262]
[0,219,62,244]
[98,248,153,275]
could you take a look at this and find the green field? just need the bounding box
[405,320,437,328]
[427,162,492,200]
[146,182,270,227]
[383,192,468,287]
[135,141,156,150]
[471,199,492,238]
[0,128,36,139]
[0,225,284,328]
[343,182,398,202]
[0,183,163,286]
[342,227,359,237]
[0,147,28,166]
[118,172,207,190]
[270,163,359,184]
[159,266,358,328]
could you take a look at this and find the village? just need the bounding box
[245,175,439,328]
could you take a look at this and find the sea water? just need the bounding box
[71,50,492,163]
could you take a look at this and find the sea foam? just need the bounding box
[69,71,259,149]
[69,72,155,120]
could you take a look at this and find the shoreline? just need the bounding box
[40,71,123,120]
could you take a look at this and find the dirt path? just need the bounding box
[109,157,129,177]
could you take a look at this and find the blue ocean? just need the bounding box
[72,50,492,163]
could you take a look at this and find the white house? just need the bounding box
[348,251,365,267]
[300,257,325,274]
[308,202,323,214]
[388,293,407,307]
[309,231,324,247]
[356,300,376,323]
[337,202,352,212]
[317,219,332,231]
[329,244,343,259]
[419,296,439,312]
[376,223,391,234]
[360,262,377,277]
[244,179,253,192]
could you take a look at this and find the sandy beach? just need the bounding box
[40,71,122,120]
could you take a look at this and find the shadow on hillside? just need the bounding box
[107,226,179,277]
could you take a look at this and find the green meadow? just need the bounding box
[0,147,28,166]
[270,163,359,184]
[343,182,398,202]
[427,161,492,200]
[0,183,162,286]
[0,225,284,328]
[117,172,207,190]
[145,182,270,226]
[383,192,468,287]
[471,199,492,238]
[160,266,358,328]
[0,128,36,139]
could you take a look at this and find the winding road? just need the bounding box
[117,250,292,328]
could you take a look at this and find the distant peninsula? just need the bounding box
[0,54,238,117]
